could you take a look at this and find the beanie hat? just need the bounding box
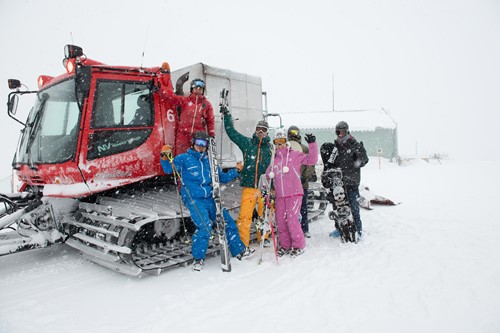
[335,121,349,132]
[256,120,269,130]
[273,129,287,141]
[161,62,170,73]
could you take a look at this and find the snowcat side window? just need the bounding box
[91,81,153,128]
[87,80,153,160]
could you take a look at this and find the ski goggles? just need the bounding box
[273,138,287,145]
[194,138,208,147]
[191,80,205,89]
[289,129,300,136]
[256,127,268,134]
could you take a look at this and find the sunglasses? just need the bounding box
[273,138,286,145]
[336,129,347,136]
[256,127,268,134]
[192,81,205,88]
[194,138,208,147]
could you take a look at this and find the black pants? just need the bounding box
[300,192,308,232]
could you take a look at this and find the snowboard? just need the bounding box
[320,142,357,243]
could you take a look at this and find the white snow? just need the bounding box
[1,158,499,333]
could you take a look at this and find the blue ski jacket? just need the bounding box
[160,148,239,200]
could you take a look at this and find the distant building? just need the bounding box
[266,109,398,160]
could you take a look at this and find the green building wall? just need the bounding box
[275,127,398,160]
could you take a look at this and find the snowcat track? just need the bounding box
[62,184,242,276]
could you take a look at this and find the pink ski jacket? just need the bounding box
[266,142,318,198]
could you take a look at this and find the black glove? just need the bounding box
[220,106,230,115]
[310,173,318,182]
[304,133,316,143]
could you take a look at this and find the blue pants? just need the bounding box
[347,189,362,232]
[182,196,245,260]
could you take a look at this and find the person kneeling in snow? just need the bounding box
[160,131,249,271]
[266,129,318,258]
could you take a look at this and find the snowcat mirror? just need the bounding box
[75,65,92,100]
[8,79,21,90]
[7,94,19,115]
[64,45,83,59]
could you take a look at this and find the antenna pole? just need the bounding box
[332,72,335,111]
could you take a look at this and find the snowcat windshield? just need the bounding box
[15,79,80,165]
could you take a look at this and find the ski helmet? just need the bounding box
[192,131,210,147]
[190,78,206,93]
[335,121,349,134]
[273,129,288,146]
[255,120,269,134]
[287,125,301,140]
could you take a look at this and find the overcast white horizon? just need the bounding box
[1,0,499,178]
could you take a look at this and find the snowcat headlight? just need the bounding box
[37,75,53,89]
[63,58,76,74]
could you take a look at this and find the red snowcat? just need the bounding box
[0,45,327,275]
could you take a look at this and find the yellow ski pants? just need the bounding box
[236,187,266,246]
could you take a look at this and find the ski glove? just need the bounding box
[160,145,173,161]
[220,106,230,115]
[304,133,316,143]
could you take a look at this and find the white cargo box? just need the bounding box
[172,63,264,167]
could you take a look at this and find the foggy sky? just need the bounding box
[1,0,499,177]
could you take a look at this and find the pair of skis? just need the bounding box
[257,174,279,265]
[206,89,232,272]
[208,136,232,272]
[256,139,279,265]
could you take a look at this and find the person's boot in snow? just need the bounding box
[289,248,304,258]
[236,246,256,260]
[329,229,341,238]
[192,259,204,271]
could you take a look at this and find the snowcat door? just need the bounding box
[79,78,164,193]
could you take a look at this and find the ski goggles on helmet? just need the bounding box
[273,138,287,145]
[194,138,208,147]
[192,80,205,89]
[289,129,300,136]
[256,127,268,134]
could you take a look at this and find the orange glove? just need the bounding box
[236,161,244,172]
[160,145,172,161]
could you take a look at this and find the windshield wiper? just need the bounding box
[26,93,49,169]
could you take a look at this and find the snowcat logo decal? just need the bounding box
[97,136,143,153]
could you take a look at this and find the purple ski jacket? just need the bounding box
[266,142,318,198]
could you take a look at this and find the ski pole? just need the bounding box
[170,164,190,243]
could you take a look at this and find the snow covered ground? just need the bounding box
[1,158,499,333]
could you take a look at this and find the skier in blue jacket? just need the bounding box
[160,131,249,271]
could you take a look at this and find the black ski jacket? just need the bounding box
[321,135,369,191]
